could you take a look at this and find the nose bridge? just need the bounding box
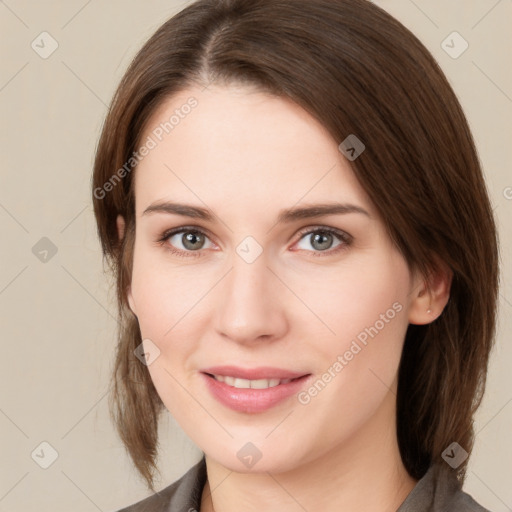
[214,245,286,343]
[230,248,268,302]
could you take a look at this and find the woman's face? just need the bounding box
[124,83,423,473]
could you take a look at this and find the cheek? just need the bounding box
[129,248,217,402]
[289,256,411,447]
[304,252,410,343]
[130,244,208,339]
[303,252,411,392]
[130,257,203,418]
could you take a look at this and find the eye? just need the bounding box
[157,227,215,257]
[156,225,352,258]
[293,226,352,256]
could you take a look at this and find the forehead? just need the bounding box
[133,84,374,218]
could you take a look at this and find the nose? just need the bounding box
[213,250,288,345]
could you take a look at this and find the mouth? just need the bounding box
[200,366,312,413]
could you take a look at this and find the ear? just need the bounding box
[116,214,125,241]
[408,261,452,325]
[116,214,137,316]
[127,287,137,316]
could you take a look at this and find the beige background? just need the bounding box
[0,1,511,511]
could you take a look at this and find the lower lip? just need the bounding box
[201,373,312,413]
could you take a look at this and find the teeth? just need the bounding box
[213,375,292,389]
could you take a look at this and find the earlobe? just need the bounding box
[408,263,452,325]
[117,214,135,315]
[116,214,126,242]
[127,287,137,316]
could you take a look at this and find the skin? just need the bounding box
[117,83,451,512]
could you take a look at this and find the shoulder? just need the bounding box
[398,464,492,512]
[434,465,492,512]
[113,457,207,512]
[447,491,492,512]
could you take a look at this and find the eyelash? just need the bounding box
[156,225,353,259]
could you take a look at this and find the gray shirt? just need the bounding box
[116,457,491,512]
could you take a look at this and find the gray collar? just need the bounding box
[117,457,490,511]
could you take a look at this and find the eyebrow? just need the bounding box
[142,201,370,223]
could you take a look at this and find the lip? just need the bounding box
[201,365,308,380]
[201,367,312,413]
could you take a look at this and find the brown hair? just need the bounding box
[92,0,499,491]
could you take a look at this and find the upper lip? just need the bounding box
[202,365,310,380]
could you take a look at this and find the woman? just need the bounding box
[92,0,499,510]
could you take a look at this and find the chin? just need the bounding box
[204,443,308,475]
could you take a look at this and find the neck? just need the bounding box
[200,392,417,512]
